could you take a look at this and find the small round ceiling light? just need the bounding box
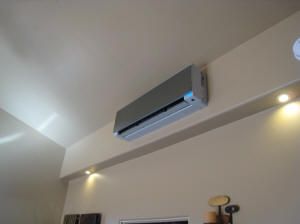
[278,94,289,103]
[85,170,91,175]
[293,38,300,61]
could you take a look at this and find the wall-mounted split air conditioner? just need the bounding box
[113,65,208,140]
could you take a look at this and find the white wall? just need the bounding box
[61,11,300,178]
[63,101,300,224]
[0,109,67,224]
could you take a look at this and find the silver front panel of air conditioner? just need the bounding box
[113,64,208,140]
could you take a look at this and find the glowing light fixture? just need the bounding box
[293,38,300,61]
[85,170,91,175]
[277,94,289,103]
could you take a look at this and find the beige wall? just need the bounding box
[61,11,300,178]
[63,101,300,224]
[0,109,67,224]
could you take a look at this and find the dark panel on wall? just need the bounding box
[80,213,102,224]
[63,214,80,224]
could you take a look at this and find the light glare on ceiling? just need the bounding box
[278,94,289,103]
[85,170,91,175]
[0,133,24,145]
[37,113,58,132]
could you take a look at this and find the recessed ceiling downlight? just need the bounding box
[85,170,91,175]
[278,94,289,103]
[293,38,300,61]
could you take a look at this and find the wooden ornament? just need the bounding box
[203,211,217,223]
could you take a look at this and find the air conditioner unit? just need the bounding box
[113,65,208,140]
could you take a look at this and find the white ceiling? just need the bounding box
[0,0,299,147]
